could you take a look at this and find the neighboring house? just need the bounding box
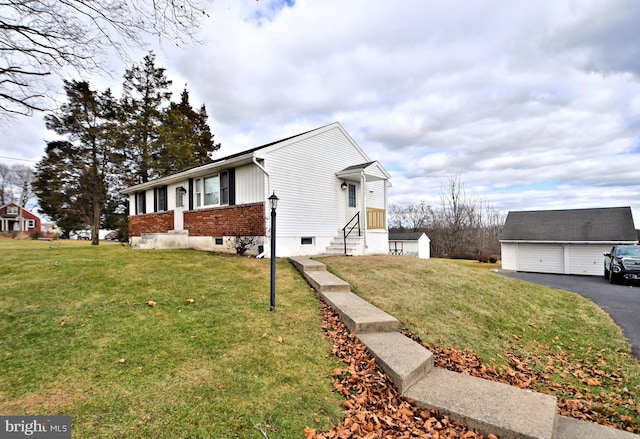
[500,207,638,276]
[122,122,391,257]
[389,232,430,259]
[0,203,41,235]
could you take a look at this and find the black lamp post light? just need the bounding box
[268,192,279,311]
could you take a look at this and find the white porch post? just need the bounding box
[360,170,367,253]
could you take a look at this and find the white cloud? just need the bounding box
[2,0,640,225]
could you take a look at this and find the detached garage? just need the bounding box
[500,207,638,276]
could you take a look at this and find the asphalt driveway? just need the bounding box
[499,271,640,361]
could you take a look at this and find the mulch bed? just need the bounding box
[304,300,639,438]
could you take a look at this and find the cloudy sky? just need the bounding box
[3,0,640,225]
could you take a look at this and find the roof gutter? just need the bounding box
[121,153,256,194]
[500,240,638,245]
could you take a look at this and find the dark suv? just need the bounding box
[604,245,640,284]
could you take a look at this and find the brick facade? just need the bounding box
[0,203,41,234]
[129,203,265,237]
[129,211,174,236]
[184,203,265,236]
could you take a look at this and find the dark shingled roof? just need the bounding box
[500,207,637,242]
[389,232,426,241]
[339,161,376,172]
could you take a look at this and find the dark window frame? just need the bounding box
[154,185,168,212]
[135,192,146,215]
[348,184,357,208]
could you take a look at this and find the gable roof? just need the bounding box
[389,232,428,241]
[500,207,637,243]
[122,122,363,194]
[0,203,41,221]
[336,160,391,182]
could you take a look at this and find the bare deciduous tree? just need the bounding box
[10,163,34,208]
[390,175,504,260]
[0,163,11,205]
[0,0,208,117]
[0,163,34,208]
[389,201,435,232]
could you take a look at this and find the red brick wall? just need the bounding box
[129,211,174,236]
[128,203,266,237]
[184,203,265,236]
[0,204,41,233]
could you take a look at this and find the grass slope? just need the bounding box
[320,255,640,429]
[0,240,344,438]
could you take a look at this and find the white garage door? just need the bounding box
[566,245,610,276]
[517,244,564,274]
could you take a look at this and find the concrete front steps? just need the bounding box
[289,256,639,439]
[324,234,364,255]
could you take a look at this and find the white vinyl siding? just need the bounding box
[500,243,518,270]
[517,244,564,274]
[265,126,371,237]
[365,179,386,209]
[235,164,264,204]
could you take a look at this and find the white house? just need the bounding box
[500,207,637,276]
[122,122,391,257]
[388,232,430,259]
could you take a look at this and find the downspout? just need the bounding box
[253,155,270,258]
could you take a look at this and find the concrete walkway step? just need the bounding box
[321,291,400,333]
[405,367,558,439]
[357,332,433,393]
[288,256,640,439]
[555,416,640,439]
[289,256,327,272]
[303,270,351,293]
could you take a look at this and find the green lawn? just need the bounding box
[3,240,639,436]
[320,255,640,431]
[0,239,344,438]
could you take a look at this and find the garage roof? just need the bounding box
[500,207,638,242]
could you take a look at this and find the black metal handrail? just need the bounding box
[342,212,361,255]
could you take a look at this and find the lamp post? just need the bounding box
[268,192,279,311]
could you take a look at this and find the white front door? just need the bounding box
[345,183,359,225]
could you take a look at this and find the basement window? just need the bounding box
[301,237,313,245]
[215,237,224,245]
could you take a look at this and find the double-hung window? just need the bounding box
[195,171,229,208]
[7,205,18,215]
[135,192,146,214]
[204,175,219,205]
[154,186,168,212]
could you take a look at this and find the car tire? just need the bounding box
[604,267,610,280]
[609,271,618,284]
